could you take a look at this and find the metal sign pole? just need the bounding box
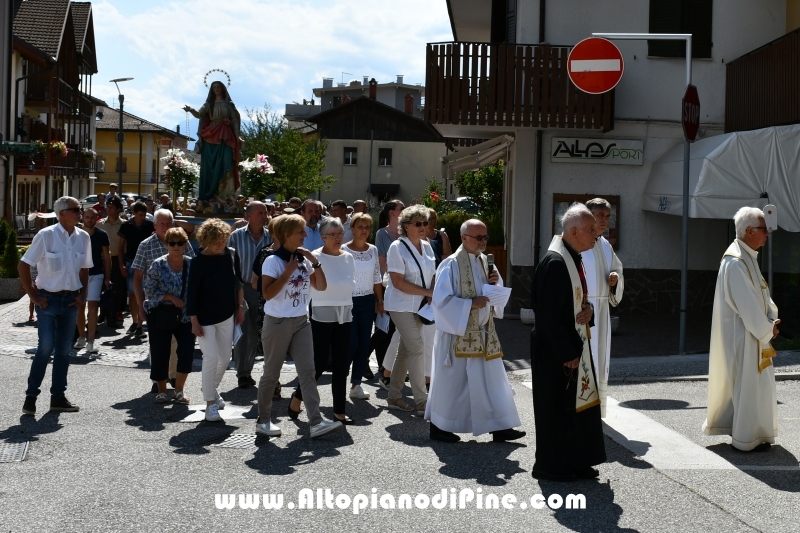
[592,32,692,354]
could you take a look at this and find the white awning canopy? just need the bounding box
[642,124,800,231]
[441,134,514,180]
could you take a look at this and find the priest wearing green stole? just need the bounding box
[425,219,525,443]
[531,203,606,482]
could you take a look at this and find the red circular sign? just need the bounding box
[567,37,624,94]
[682,84,701,142]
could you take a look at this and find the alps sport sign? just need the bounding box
[567,37,624,94]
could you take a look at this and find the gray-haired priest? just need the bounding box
[424,219,525,444]
[585,198,624,417]
[531,203,605,482]
[703,206,779,452]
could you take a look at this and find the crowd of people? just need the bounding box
[15,188,781,481]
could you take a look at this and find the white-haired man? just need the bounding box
[703,206,779,452]
[425,219,525,443]
[530,203,605,482]
[20,196,92,415]
[584,198,624,417]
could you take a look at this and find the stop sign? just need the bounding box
[567,37,624,94]
[682,84,701,142]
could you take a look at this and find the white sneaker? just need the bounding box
[86,341,98,354]
[73,337,86,350]
[349,385,370,400]
[215,392,226,410]
[205,403,222,422]
[310,420,343,438]
[255,421,282,437]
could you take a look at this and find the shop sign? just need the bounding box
[551,137,644,165]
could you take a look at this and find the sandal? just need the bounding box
[386,398,414,412]
[273,381,282,401]
[155,392,169,404]
[174,391,190,404]
[287,393,302,419]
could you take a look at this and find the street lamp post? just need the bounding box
[110,78,133,193]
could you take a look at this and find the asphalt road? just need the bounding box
[2,345,799,532]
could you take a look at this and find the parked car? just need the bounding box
[448,197,480,214]
[79,195,98,209]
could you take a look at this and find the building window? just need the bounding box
[378,148,392,166]
[648,0,712,59]
[491,0,516,44]
[115,157,127,173]
[344,147,357,165]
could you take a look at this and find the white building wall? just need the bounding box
[516,0,786,123]
[319,139,447,206]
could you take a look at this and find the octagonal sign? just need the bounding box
[682,84,701,142]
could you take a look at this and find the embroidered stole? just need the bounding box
[453,245,503,360]
[548,236,601,413]
[723,240,776,373]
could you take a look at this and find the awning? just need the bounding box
[642,124,800,231]
[441,134,514,179]
[369,184,400,197]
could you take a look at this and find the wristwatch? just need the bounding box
[311,262,321,269]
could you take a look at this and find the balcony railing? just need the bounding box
[725,29,800,132]
[425,42,614,132]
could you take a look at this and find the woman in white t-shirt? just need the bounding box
[343,212,383,401]
[256,214,342,440]
[384,205,436,414]
[291,217,356,425]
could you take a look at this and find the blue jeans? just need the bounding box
[26,292,79,398]
[350,294,376,386]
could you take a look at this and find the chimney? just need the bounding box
[363,76,369,85]
[176,124,181,134]
[322,77,333,88]
[396,75,404,84]
[404,93,414,114]
[369,78,377,99]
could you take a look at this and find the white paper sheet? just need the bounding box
[417,303,435,322]
[482,284,512,309]
[375,312,390,333]
[233,324,243,346]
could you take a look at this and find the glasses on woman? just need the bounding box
[167,241,186,247]
[324,232,344,238]
[410,221,429,227]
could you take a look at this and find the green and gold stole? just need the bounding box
[548,236,600,413]
[453,245,503,360]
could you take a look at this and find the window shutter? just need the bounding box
[491,0,506,43]
[506,0,517,44]
[648,0,684,57]
[686,0,713,59]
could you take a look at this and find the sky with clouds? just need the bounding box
[91,0,453,139]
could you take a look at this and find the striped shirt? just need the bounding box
[228,225,272,283]
[131,233,195,279]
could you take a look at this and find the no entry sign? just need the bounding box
[682,84,700,142]
[567,37,624,94]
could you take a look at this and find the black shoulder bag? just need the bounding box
[399,239,434,325]
[152,260,188,331]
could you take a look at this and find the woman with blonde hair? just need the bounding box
[186,218,245,422]
[257,214,342,439]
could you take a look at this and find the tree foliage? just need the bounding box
[240,106,335,199]
[453,160,504,214]
[1,230,19,278]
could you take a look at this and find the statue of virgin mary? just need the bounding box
[183,81,242,202]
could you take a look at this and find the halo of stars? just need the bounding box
[203,69,232,88]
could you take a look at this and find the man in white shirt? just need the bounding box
[20,196,93,416]
[329,199,353,242]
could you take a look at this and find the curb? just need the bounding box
[608,371,800,383]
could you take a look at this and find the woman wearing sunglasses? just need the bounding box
[143,227,194,404]
[384,205,436,414]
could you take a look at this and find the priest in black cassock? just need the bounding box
[531,203,606,482]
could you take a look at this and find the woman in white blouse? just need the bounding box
[291,217,357,425]
[343,213,383,401]
[384,205,436,414]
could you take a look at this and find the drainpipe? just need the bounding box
[533,0,546,265]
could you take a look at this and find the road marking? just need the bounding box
[519,382,800,471]
[571,59,621,72]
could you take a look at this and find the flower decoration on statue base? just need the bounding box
[239,154,275,199]
[161,148,200,198]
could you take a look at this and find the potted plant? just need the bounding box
[0,228,23,301]
[161,148,199,214]
[239,154,275,199]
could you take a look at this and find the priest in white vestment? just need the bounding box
[425,219,524,443]
[703,207,780,452]
[584,198,624,417]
